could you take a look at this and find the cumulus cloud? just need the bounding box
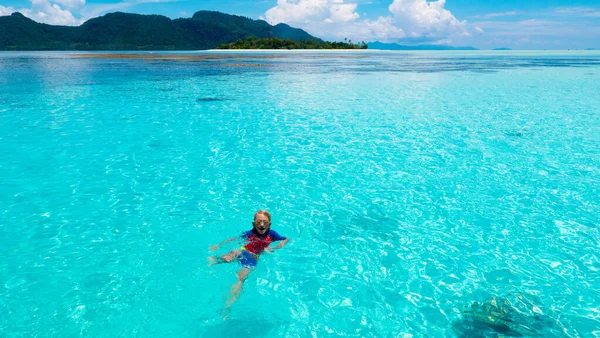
[328,3,359,22]
[264,0,405,42]
[265,0,473,43]
[357,16,405,40]
[266,0,359,25]
[20,0,81,25]
[388,0,468,37]
[2,0,82,25]
[53,0,86,10]
[0,5,16,16]
[314,16,405,41]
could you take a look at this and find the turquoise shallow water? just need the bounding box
[1,51,600,337]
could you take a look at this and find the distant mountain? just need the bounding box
[0,11,318,50]
[585,48,596,51]
[368,41,477,50]
[493,47,512,50]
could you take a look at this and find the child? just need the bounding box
[208,210,289,312]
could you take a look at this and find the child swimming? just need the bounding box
[208,210,289,313]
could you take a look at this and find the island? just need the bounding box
[217,37,367,50]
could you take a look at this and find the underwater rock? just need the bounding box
[504,130,527,137]
[197,97,228,102]
[452,296,558,337]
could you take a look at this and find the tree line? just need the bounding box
[217,37,368,50]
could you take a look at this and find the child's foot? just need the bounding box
[220,306,231,320]
[208,256,218,266]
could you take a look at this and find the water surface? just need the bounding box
[1,51,599,337]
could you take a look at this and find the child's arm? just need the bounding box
[209,237,239,251]
[265,231,289,253]
[270,238,289,250]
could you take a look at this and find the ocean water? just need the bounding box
[1,50,599,337]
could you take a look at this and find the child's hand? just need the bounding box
[265,246,279,254]
[209,245,219,252]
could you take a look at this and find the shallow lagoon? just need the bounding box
[1,51,599,337]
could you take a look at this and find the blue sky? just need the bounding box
[1,0,599,49]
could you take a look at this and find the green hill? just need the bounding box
[271,23,314,41]
[0,13,76,50]
[0,10,318,50]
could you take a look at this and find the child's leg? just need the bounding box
[208,250,241,266]
[225,268,251,309]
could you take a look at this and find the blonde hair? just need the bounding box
[254,210,271,221]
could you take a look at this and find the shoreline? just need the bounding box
[72,52,370,60]
[0,49,597,53]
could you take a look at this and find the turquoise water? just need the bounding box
[1,51,599,337]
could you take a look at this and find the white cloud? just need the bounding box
[329,3,359,22]
[20,0,81,25]
[53,0,85,10]
[265,0,359,25]
[0,5,16,16]
[487,11,517,18]
[471,11,517,19]
[554,7,600,17]
[358,16,405,40]
[519,19,556,27]
[314,16,405,41]
[388,0,468,37]
[265,0,472,43]
[432,38,451,45]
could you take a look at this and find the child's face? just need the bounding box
[253,214,270,235]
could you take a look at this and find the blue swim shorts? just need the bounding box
[239,250,258,270]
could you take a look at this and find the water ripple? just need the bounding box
[1,51,599,337]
